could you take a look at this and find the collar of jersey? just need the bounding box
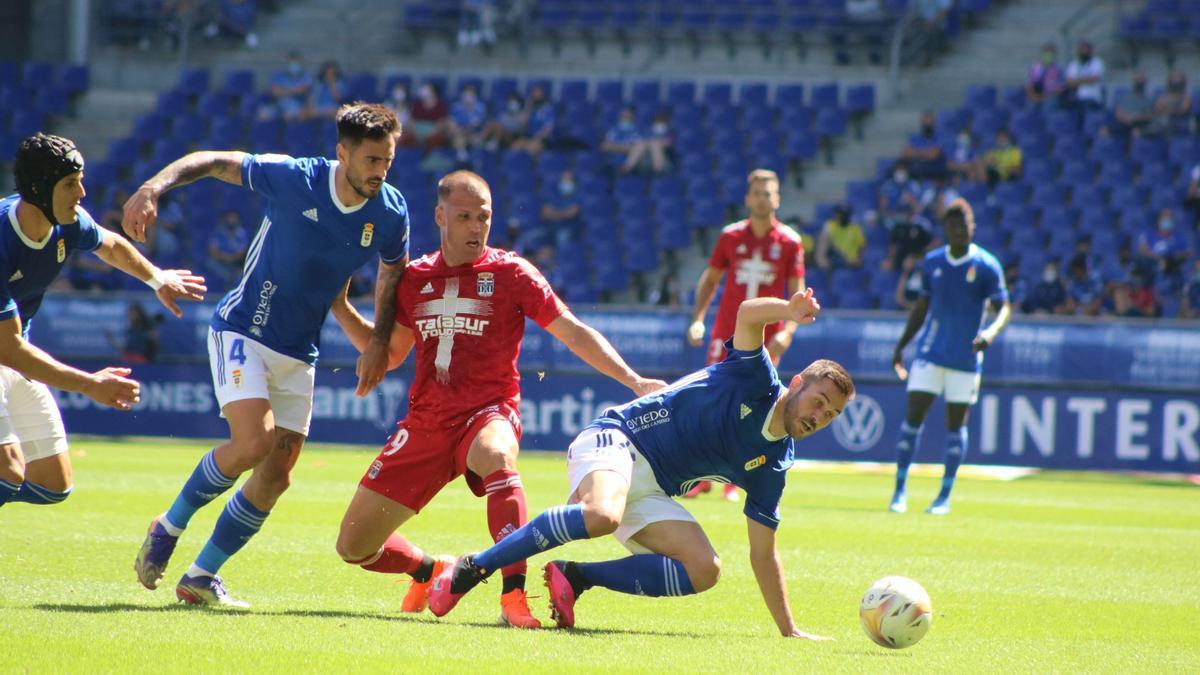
[943,243,977,267]
[328,161,368,215]
[761,386,788,442]
[743,218,782,240]
[8,198,52,250]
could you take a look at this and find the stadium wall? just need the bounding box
[40,296,1200,474]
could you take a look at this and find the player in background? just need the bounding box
[685,168,806,502]
[329,171,666,628]
[128,103,411,607]
[0,133,205,511]
[428,288,852,638]
[888,199,1010,515]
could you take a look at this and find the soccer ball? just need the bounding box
[859,576,933,649]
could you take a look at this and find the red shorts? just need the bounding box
[706,323,784,366]
[360,402,522,512]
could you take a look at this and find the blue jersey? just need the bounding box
[594,342,792,530]
[211,155,410,364]
[914,243,1007,373]
[0,195,104,339]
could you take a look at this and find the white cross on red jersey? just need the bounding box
[708,220,805,341]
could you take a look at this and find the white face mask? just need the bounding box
[894,171,908,183]
[652,122,668,134]
[1042,269,1058,283]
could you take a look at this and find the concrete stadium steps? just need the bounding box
[55,87,157,165]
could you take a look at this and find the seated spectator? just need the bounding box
[1112,273,1160,317]
[511,84,555,156]
[621,111,673,174]
[107,303,161,364]
[385,81,412,128]
[458,0,498,47]
[1151,71,1191,136]
[910,0,952,65]
[1024,258,1069,314]
[878,161,929,269]
[207,0,259,48]
[1025,43,1066,106]
[1064,40,1104,111]
[921,176,961,222]
[1063,253,1104,316]
[208,209,249,291]
[1105,71,1154,138]
[448,84,488,162]
[979,128,1021,187]
[894,252,924,310]
[540,169,582,247]
[1136,208,1190,283]
[1178,259,1200,319]
[900,110,946,180]
[308,60,344,120]
[153,194,186,268]
[480,92,526,151]
[945,129,978,181]
[409,81,450,150]
[600,107,642,169]
[816,204,866,270]
[1003,260,1028,311]
[267,51,313,121]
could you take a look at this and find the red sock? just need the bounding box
[484,469,528,581]
[356,533,425,575]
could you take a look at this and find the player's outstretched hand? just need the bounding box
[86,367,140,411]
[785,628,833,641]
[122,186,159,242]
[630,376,668,398]
[972,332,994,353]
[686,320,706,347]
[786,288,820,324]
[154,270,207,318]
[892,347,908,382]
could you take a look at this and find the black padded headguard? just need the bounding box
[14,133,84,224]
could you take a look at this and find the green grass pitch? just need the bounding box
[1,440,1197,673]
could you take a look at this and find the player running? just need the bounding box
[129,103,411,607]
[328,170,666,629]
[428,287,853,639]
[0,133,205,511]
[888,199,1011,515]
[685,168,806,502]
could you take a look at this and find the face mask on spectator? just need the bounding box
[463,90,477,104]
[391,87,406,103]
[559,179,575,195]
[652,122,668,135]
[508,99,521,113]
[957,133,970,145]
[1043,267,1058,283]
[1160,218,1175,232]
[893,170,908,183]
[1041,51,1054,65]
[288,61,302,75]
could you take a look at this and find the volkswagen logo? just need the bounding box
[832,395,885,452]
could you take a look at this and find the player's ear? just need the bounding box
[335,141,348,164]
[434,202,444,228]
[789,373,804,391]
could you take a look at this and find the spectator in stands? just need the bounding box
[1186,163,1200,224]
[1003,260,1028,312]
[1063,40,1105,111]
[1178,259,1200,319]
[267,51,314,122]
[911,0,952,65]
[308,60,345,121]
[894,252,924,310]
[816,204,866,270]
[409,81,450,150]
[107,303,161,364]
[900,111,945,180]
[878,160,930,270]
[1114,273,1160,317]
[921,176,961,223]
[448,84,488,163]
[207,209,249,291]
[1137,208,1190,284]
[386,81,413,128]
[601,107,642,170]
[511,84,555,156]
[205,0,259,49]
[1104,71,1154,139]
[67,250,120,291]
[1151,71,1192,136]
[480,92,527,151]
[979,127,1021,188]
[945,129,978,182]
[621,111,673,174]
[540,169,582,247]
[1025,42,1066,107]
[458,0,498,48]
[1024,258,1068,314]
[1063,253,1104,316]
[153,194,186,268]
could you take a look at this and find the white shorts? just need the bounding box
[0,365,69,461]
[907,359,982,405]
[566,426,697,554]
[207,330,315,435]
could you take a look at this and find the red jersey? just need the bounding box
[395,247,567,428]
[708,220,805,340]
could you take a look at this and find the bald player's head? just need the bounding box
[437,170,491,204]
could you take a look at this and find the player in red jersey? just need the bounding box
[330,170,666,628]
[685,169,806,501]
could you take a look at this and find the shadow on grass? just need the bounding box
[455,619,707,638]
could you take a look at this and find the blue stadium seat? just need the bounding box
[1050,136,1086,163]
[680,7,715,32]
[21,62,53,86]
[221,69,255,98]
[560,79,588,104]
[776,83,804,110]
[58,64,90,96]
[1046,109,1079,138]
[1002,84,1026,109]
[1139,161,1173,187]
[1110,185,1147,210]
[964,84,997,109]
[994,182,1028,205]
[1090,134,1124,164]
[845,83,875,115]
[525,77,553,99]
[809,82,839,109]
[345,72,379,102]
[1059,158,1094,185]
[631,79,661,105]
[9,110,42,138]
[1130,137,1166,165]
[132,112,169,146]
[1022,158,1054,186]
[1031,183,1067,209]
[1070,184,1108,209]
[197,92,231,118]
[1082,109,1111,137]
[666,80,696,107]
[739,82,769,107]
[703,82,733,107]
[1150,185,1183,211]
[34,86,68,116]
[1099,162,1134,190]
[814,108,847,138]
[595,79,624,104]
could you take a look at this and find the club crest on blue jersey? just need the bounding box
[361,222,374,247]
[477,272,494,297]
[966,265,976,283]
[56,239,65,263]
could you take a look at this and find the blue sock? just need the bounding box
[0,479,21,507]
[12,482,72,505]
[191,489,269,576]
[938,427,968,501]
[575,555,696,597]
[894,422,924,494]
[474,504,589,573]
[165,450,236,531]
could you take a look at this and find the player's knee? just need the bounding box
[0,449,24,483]
[581,504,621,536]
[334,533,372,564]
[258,470,293,499]
[231,429,275,467]
[684,554,722,593]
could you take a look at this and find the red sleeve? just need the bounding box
[791,238,806,281]
[709,231,731,270]
[513,257,567,328]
